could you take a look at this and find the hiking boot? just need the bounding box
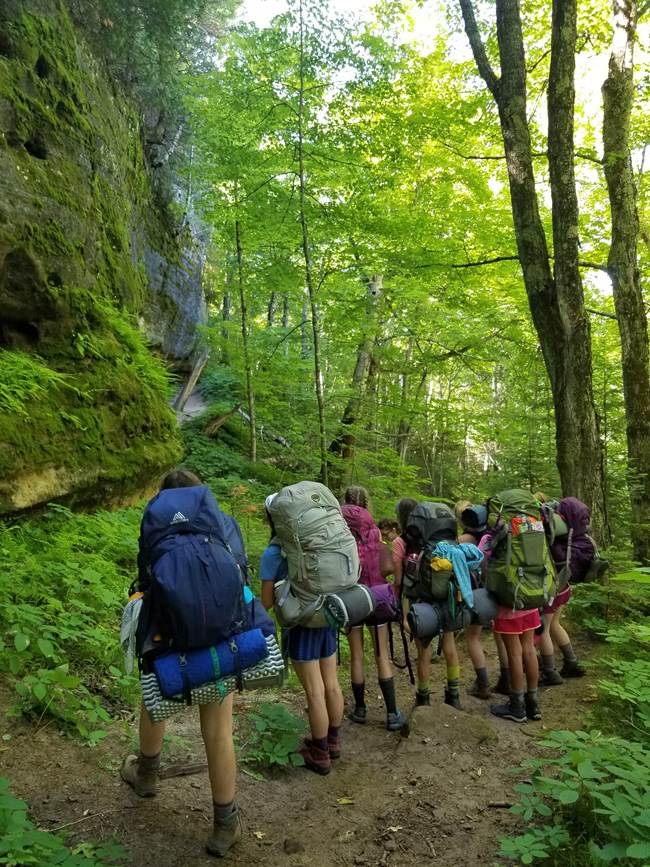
[490,698,527,723]
[444,690,462,710]
[119,753,159,798]
[299,743,331,776]
[386,709,406,731]
[525,695,542,721]
[304,733,340,759]
[539,667,564,686]
[466,679,492,700]
[350,705,367,724]
[492,674,511,696]
[206,805,242,857]
[415,690,430,706]
[560,659,586,678]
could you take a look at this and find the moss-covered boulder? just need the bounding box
[0,0,209,511]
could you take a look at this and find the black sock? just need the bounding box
[351,681,365,709]
[378,677,397,715]
[214,800,236,821]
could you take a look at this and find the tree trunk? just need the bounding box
[297,0,328,486]
[602,0,650,562]
[173,347,210,412]
[329,275,383,470]
[235,219,257,462]
[267,291,277,327]
[459,0,609,544]
[220,256,234,365]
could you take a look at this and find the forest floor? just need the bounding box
[0,633,597,867]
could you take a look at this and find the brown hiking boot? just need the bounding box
[466,679,493,700]
[120,753,160,798]
[206,805,242,858]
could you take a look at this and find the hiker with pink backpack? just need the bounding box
[341,486,406,732]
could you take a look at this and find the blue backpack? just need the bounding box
[136,486,249,656]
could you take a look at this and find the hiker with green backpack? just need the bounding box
[481,489,558,723]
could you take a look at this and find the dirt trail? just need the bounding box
[0,636,596,866]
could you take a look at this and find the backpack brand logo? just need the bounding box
[171,511,189,525]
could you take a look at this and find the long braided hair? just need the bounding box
[343,486,369,509]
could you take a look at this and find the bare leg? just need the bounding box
[415,637,433,687]
[538,611,556,657]
[521,630,539,691]
[293,659,329,739]
[319,653,344,728]
[139,701,165,756]
[549,605,570,647]
[502,633,524,692]
[347,626,365,684]
[465,624,487,670]
[371,625,393,680]
[199,695,236,805]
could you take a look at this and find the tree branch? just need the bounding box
[458,0,500,96]
[585,307,617,320]
[415,255,519,269]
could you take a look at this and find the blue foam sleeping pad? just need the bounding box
[153,628,270,698]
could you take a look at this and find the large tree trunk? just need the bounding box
[329,275,383,473]
[459,0,609,544]
[235,220,257,463]
[602,0,650,562]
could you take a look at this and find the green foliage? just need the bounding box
[0,777,123,866]
[0,505,141,739]
[240,702,305,770]
[0,352,72,416]
[503,730,650,865]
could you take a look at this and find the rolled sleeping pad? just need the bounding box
[461,504,488,533]
[324,584,375,628]
[407,588,499,642]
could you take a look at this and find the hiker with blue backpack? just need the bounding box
[260,486,345,776]
[341,486,406,732]
[120,470,246,858]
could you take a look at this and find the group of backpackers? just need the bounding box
[120,471,606,859]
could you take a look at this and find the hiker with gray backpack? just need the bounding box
[341,486,406,732]
[260,483,349,775]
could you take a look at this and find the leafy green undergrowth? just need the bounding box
[238,701,305,773]
[0,504,141,741]
[498,573,650,866]
[0,777,124,867]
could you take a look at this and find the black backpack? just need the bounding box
[402,502,458,604]
[136,486,249,657]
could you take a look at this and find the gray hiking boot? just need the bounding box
[120,753,160,798]
[560,659,586,678]
[206,805,242,858]
[492,674,511,695]
[386,709,406,731]
[350,705,367,724]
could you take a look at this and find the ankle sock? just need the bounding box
[139,751,161,770]
[351,681,365,709]
[311,735,328,752]
[474,667,489,687]
[559,642,577,662]
[378,677,397,715]
[500,666,510,681]
[511,689,525,705]
[328,725,340,742]
[541,654,556,671]
[214,800,236,821]
[526,688,538,701]
[417,680,429,694]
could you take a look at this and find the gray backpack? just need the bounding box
[268,481,360,627]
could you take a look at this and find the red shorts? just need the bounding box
[493,608,541,635]
[543,585,572,615]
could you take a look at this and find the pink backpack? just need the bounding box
[341,505,384,588]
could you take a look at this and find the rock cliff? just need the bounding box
[0,0,208,511]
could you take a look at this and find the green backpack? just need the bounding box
[485,489,557,610]
[268,481,360,627]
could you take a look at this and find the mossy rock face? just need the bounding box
[0,0,204,512]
